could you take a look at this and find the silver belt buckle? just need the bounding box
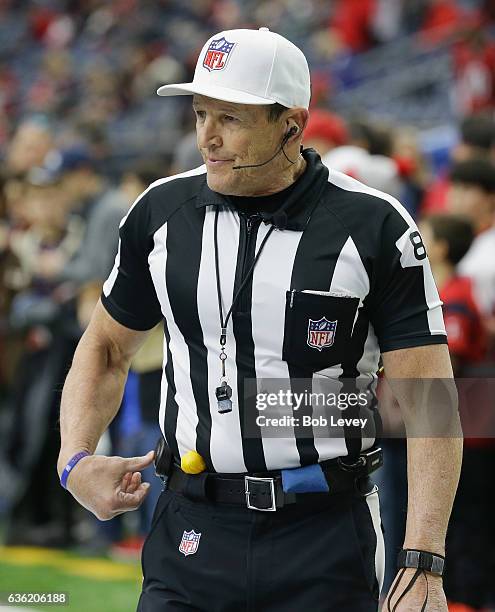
[245,476,277,511]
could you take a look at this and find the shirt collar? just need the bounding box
[195,148,329,231]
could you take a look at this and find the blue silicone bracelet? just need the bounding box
[60,451,90,489]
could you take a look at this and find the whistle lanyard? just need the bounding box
[213,207,275,413]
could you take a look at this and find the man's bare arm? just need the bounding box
[57,299,155,519]
[382,343,463,610]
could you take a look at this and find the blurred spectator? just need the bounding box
[419,0,467,43]
[302,109,348,157]
[120,159,168,203]
[446,158,495,303]
[454,113,495,162]
[420,213,494,612]
[452,18,495,115]
[322,120,402,197]
[371,0,404,44]
[170,131,203,174]
[106,160,165,559]
[0,143,131,546]
[0,172,83,546]
[447,157,495,234]
[34,145,128,287]
[25,50,76,117]
[420,214,486,374]
[330,0,377,53]
[392,127,431,217]
[5,117,53,174]
[422,113,495,213]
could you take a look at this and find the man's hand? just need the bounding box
[383,569,447,611]
[61,451,155,520]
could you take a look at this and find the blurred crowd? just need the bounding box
[1,1,495,611]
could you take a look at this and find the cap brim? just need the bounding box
[157,82,276,105]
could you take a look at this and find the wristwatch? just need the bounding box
[397,549,445,577]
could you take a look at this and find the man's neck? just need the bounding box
[248,155,307,197]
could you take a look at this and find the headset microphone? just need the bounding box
[232,126,299,170]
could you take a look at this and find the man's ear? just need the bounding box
[285,108,309,140]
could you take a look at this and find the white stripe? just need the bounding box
[311,236,373,459]
[327,168,415,227]
[124,165,207,229]
[196,208,247,473]
[103,165,206,297]
[366,489,386,595]
[102,239,121,297]
[310,376,349,459]
[395,230,445,335]
[356,324,380,375]
[149,223,198,459]
[159,331,168,443]
[251,224,304,470]
[329,236,369,297]
[328,168,445,336]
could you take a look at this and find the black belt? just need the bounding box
[167,448,382,512]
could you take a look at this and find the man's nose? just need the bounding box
[197,119,222,149]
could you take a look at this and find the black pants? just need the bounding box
[138,483,384,611]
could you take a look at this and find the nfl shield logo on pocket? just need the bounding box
[179,530,201,556]
[307,317,337,351]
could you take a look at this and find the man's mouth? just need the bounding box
[207,157,234,166]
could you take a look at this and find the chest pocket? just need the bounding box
[282,290,360,372]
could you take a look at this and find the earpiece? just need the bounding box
[283,126,298,143]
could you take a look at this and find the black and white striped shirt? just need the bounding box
[102,149,446,473]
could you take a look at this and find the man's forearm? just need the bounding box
[403,436,463,555]
[57,329,130,475]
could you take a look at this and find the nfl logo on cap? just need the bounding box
[307,317,337,351]
[203,37,236,72]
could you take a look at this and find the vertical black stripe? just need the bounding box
[289,211,350,465]
[163,319,180,462]
[165,206,213,469]
[232,213,267,472]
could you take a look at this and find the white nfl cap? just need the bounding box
[157,27,310,109]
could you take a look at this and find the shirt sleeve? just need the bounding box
[368,207,447,353]
[101,193,162,331]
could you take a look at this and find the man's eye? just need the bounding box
[195,110,206,120]
[224,115,237,122]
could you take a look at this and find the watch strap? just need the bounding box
[397,549,445,576]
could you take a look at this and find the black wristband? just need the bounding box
[397,549,445,576]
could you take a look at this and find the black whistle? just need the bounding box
[216,381,233,414]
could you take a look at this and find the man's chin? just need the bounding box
[206,173,238,196]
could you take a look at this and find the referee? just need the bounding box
[58,28,462,611]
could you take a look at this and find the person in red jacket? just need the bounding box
[420,213,494,612]
[419,213,485,374]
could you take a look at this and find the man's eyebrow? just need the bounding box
[193,101,245,114]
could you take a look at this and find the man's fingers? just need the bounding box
[121,471,142,495]
[116,482,150,511]
[124,450,155,472]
